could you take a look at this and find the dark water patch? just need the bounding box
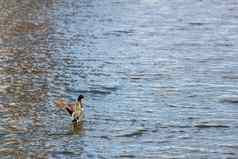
[113,29,134,34]
[223,75,238,80]
[103,29,134,37]
[222,144,238,149]
[197,57,226,63]
[128,73,164,81]
[71,85,119,96]
[173,42,203,48]
[220,95,238,103]
[51,151,76,155]
[195,124,230,128]
[82,89,111,95]
[188,22,208,26]
[50,150,82,158]
[128,75,144,80]
[162,124,191,129]
[164,103,197,109]
[47,132,73,137]
[87,134,111,141]
[117,154,136,158]
[100,135,111,140]
[166,104,178,108]
[223,152,236,156]
[116,128,147,138]
[187,117,199,120]
[101,85,119,92]
[66,88,112,96]
[193,120,230,128]
[102,32,120,37]
[89,72,111,77]
[187,94,197,98]
[214,43,233,47]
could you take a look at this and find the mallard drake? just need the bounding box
[55,95,84,123]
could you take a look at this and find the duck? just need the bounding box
[55,95,85,123]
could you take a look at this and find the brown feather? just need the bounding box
[68,103,75,111]
[55,99,67,109]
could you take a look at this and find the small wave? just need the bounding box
[194,124,229,128]
[220,95,238,103]
[103,29,134,37]
[193,120,230,128]
[160,123,191,129]
[101,86,119,92]
[85,89,111,95]
[222,144,238,149]
[66,87,117,96]
[188,22,207,26]
[117,154,136,158]
[100,135,111,140]
[116,128,147,138]
[51,151,76,157]
[214,43,233,47]
[223,75,238,80]
[114,30,134,34]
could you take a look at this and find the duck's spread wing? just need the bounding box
[55,99,67,109]
[65,103,74,115]
[55,100,75,115]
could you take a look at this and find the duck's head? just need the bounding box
[77,95,84,102]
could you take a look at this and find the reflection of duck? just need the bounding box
[72,121,85,135]
[55,95,84,123]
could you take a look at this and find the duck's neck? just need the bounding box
[79,100,83,108]
[76,100,83,108]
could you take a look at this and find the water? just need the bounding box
[1,0,238,158]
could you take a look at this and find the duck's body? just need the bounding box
[55,95,84,123]
[71,101,84,123]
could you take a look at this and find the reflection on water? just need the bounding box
[1,0,238,158]
[72,122,85,135]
